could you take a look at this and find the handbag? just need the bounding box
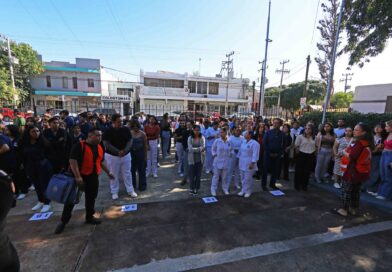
[45,172,81,204]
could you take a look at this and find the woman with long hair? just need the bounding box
[315,122,336,183]
[332,127,354,189]
[187,125,205,195]
[376,120,392,200]
[332,123,372,217]
[19,125,53,213]
[144,115,160,178]
[294,125,316,191]
[129,120,148,191]
[253,123,266,180]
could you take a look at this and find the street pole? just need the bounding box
[322,0,345,124]
[6,37,17,107]
[275,59,290,112]
[259,0,272,118]
[258,60,265,115]
[225,51,234,117]
[303,55,311,98]
[340,72,353,93]
[252,81,256,112]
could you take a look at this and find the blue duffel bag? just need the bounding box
[45,172,80,204]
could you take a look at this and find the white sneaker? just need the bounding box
[112,193,119,200]
[376,196,386,200]
[333,182,341,189]
[180,173,184,177]
[235,185,241,190]
[205,171,210,174]
[237,191,244,197]
[17,193,26,200]
[223,190,229,195]
[367,190,377,196]
[128,191,138,198]
[40,204,51,213]
[153,174,158,178]
[28,185,35,191]
[32,202,43,211]
[211,191,216,197]
[244,193,251,198]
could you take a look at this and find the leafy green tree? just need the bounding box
[344,0,392,67]
[330,91,354,108]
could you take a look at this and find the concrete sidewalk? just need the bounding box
[5,153,392,271]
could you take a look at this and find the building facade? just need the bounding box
[351,83,392,113]
[138,70,251,116]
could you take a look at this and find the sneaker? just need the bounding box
[235,185,241,190]
[157,163,161,168]
[205,171,210,174]
[40,204,51,213]
[333,182,341,189]
[28,185,35,191]
[32,202,43,211]
[54,223,66,234]
[223,190,229,195]
[17,193,26,200]
[85,217,102,225]
[153,174,158,178]
[237,191,244,197]
[128,191,138,198]
[211,190,216,197]
[194,189,198,195]
[180,173,184,177]
[376,195,387,200]
[177,170,182,174]
[244,193,251,198]
[112,193,119,200]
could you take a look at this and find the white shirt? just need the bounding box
[212,138,232,169]
[229,135,244,156]
[238,139,260,171]
[295,134,316,154]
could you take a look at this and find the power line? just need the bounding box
[17,0,53,39]
[309,0,321,54]
[101,66,139,77]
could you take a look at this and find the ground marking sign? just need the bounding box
[202,197,218,203]
[121,204,138,212]
[29,212,53,221]
[270,190,285,196]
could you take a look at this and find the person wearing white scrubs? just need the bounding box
[204,122,220,174]
[211,128,232,196]
[238,130,260,198]
[228,127,243,190]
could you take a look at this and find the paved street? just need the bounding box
[6,152,392,272]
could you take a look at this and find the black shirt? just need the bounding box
[70,142,105,174]
[175,127,185,139]
[102,126,131,151]
[182,129,191,150]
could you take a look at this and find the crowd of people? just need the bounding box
[0,108,391,233]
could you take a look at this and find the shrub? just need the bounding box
[299,112,392,128]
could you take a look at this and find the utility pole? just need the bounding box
[259,0,272,117]
[340,72,353,93]
[258,60,268,115]
[322,0,345,124]
[224,51,234,116]
[198,57,202,76]
[275,59,290,110]
[252,81,256,112]
[1,34,17,107]
[303,55,311,98]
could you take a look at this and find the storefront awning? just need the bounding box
[44,66,100,74]
[34,90,101,97]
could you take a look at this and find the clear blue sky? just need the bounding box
[2,0,391,90]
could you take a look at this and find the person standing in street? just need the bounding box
[228,127,243,190]
[204,121,220,174]
[103,114,137,200]
[376,120,392,200]
[238,130,260,198]
[129,120,148,191]
[174,121,186,177]
[315,122,336,183]
[180,120,193,185]
[160,113,172,159]
[188,125,205,195]
[55,128,115,234]
[144,116,160,178]
[210,128,232,196]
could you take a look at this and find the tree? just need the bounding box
[0,39,43,105]
[330,91,354,108]
[315,0,342,97]
[344,0,392,67]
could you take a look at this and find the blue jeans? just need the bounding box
[161,131,171,158]
[377,151,392,199]
[131,149,147,191]
[363,154,381,191]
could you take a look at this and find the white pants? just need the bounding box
[106,153,134,194]
[240,170,255,194]
[176,142,184,173]
[146,139,158,176]
[211,168,229,194]
[205,146,214,172]
[227,156,241,187]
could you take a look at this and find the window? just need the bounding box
[62,77,68,89]
[117,88,133,96]
[188,81,197,93]
[46,76,51,88]
[55,101,63,109]
[144,78,184,88]
[209,82,219,95]
[72,77,78,89]
[197,82,207,94]
[88,78,94,88]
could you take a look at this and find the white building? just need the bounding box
[351,83,392,113]
[31,57,135,115]
[138,70,251,116]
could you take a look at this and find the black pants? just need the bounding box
[131,149,147,191]
[189,162,202,190]
[262,153,281,188]
[282,153,290,180]
[61,174,99,224]
[26,159,53,205]
[13,168,30,195]
[294,152,315,191]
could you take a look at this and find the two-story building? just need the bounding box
[31,58,102,114]
[351,83,392,113]
[138,70,251,116]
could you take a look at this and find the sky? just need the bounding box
[1,0,391,92]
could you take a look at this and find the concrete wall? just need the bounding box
[351,83,392,113]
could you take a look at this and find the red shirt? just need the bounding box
[144,125,160,141]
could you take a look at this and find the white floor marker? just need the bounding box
[122,204,138,212]
[202,197,218,203]
[270,190,285,196]
[29,212,53,221]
